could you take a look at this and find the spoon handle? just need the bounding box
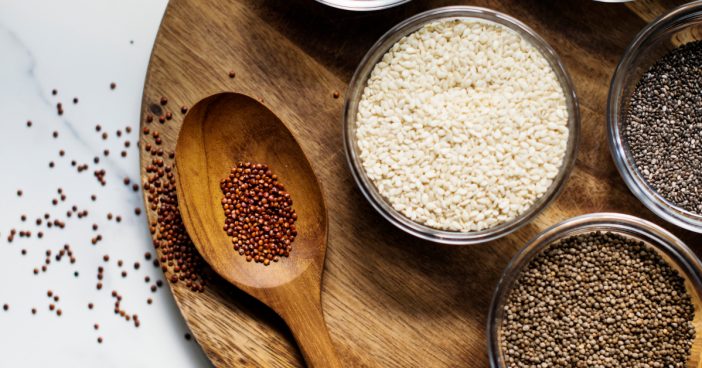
[274,274,342,368]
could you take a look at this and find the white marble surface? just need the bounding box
[0,1,211,366]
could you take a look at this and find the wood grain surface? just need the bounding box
[139,1,696,366]
[175,93,341,367]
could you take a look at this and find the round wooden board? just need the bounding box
[139,0,698,366]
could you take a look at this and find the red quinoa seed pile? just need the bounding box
[142,97,207,291]
[501,231,695,367]
[220,162,297,265]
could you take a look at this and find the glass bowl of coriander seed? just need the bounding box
[343,6,580,245]
[488,213,702,367]
[608,1,702,232]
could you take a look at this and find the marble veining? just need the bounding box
[0,1,211,366]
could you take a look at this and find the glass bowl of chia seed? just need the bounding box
[608,1,702,233]
[488,213,702,367]
[343,6,580,245]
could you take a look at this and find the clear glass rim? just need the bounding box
[607,1,702,233]
[487,212,702,367]
[315,0,410,11]
[343,6,580,245]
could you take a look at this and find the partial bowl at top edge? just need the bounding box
[315,0,410,11]
[608,1,702,233]
[343,6,581,245]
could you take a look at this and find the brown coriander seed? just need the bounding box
[56,309,62,316]
[146,115,153,123]
[26,120,32,127]
[228,71,236,78]
[31,308,36,314]
[2,304,8,311]
[332,91,340,99]
[16,190,22,196]
[110,82,116,90]
[88,303,94,309]
[181,106,188,114]
[160,96,168,105]
[97,337,103,344]
[52,131,58,138]
[158,115,166,123]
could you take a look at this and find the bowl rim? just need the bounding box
[607,0,702,233]
[315,0,410,11]
[486,212,702,367]
[342,5,580,245]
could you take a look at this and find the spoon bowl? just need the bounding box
[175,92,340,367]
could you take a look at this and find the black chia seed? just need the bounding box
[624,40,702,214]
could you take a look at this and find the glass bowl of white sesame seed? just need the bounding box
[608,1,702,233]
[343,6,580,245]
[488,213,702,367]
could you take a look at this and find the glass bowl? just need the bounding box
[315,0,410,11]
[608,1,702,233]
[343,6,580,245]
[488,212,702,367]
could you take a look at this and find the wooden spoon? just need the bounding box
[175,92,341,368]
